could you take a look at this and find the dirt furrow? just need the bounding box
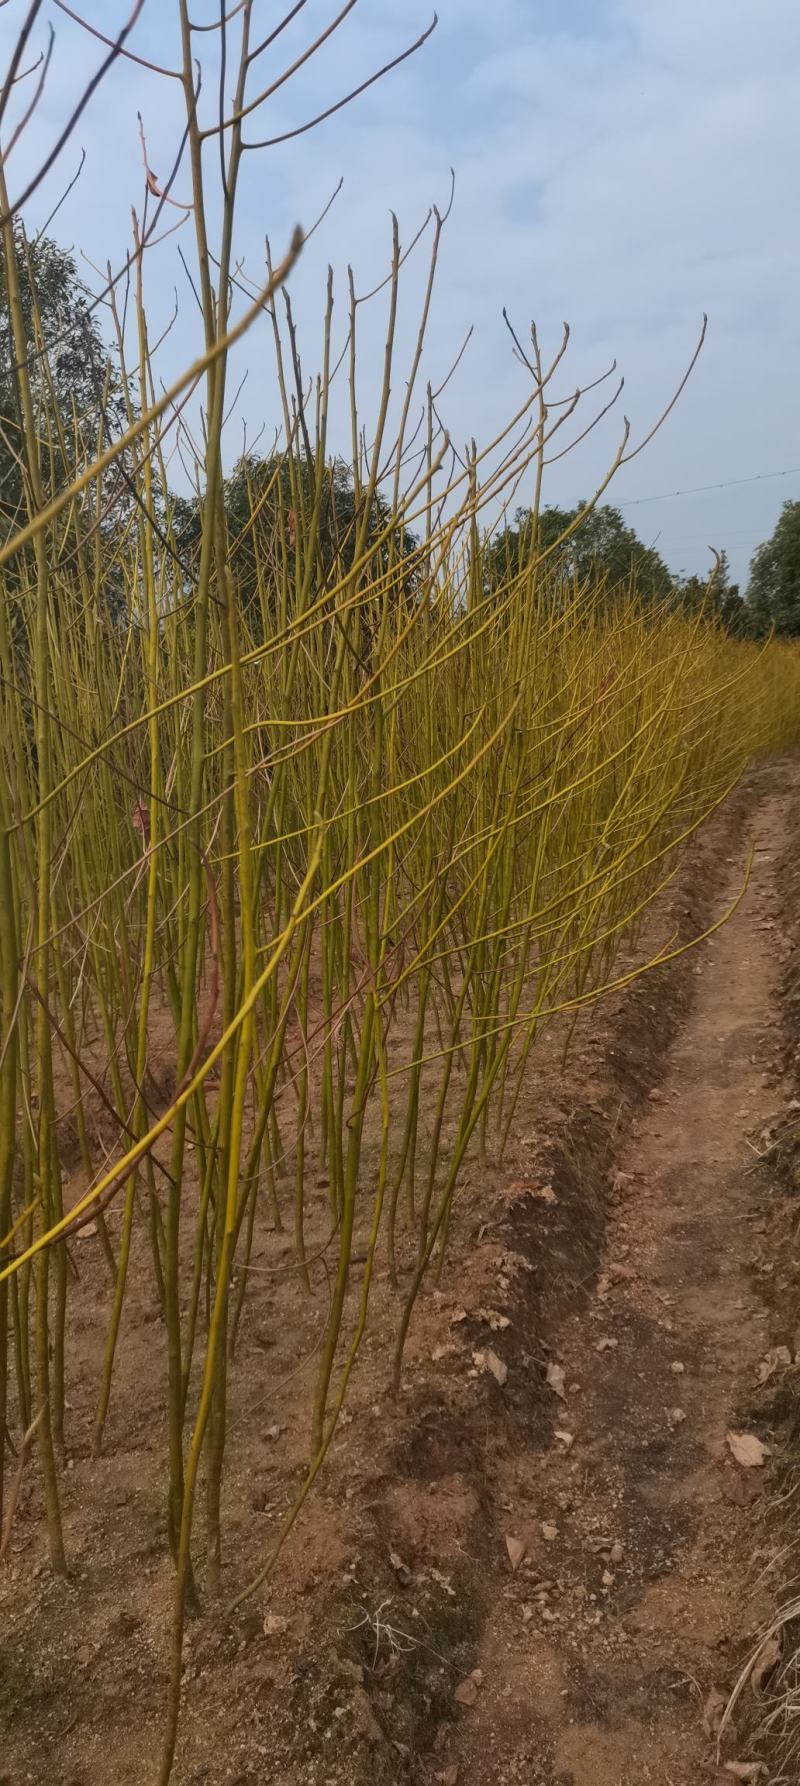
[454,770,794,1785]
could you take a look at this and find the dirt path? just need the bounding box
[454,770,793,1786]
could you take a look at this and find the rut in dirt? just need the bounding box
[454,765,795,1786]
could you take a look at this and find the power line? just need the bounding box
[617,466,800,508]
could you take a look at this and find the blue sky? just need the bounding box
[3,0,800,585]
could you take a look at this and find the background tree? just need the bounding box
[173,450,421,635]
[679,550,753,637]
[746,500,800,637]
[0,225,125,541]
[485,500,676,601]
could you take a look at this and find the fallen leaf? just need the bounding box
[609,1539,625,1564]
[505,1534,527,1572]
[727,1430,770,1469]
[554,1429,575,1451]
[751,1632,782,1696]
[521,1603,534,1623]
[601,1568,614,1587]
[352,1685,385,1746]
[389,1550,411,1584]
[534,1184,558,1205]
[454,1670,483,1709]
[723,1763,767,1782]
[450,1307,468,1325]
[703,1685,726,1739]
[480,1308,511,1331]
[435,1768,459,1786]
[609,1262,636,1283]
[546,1361,567,1401]
[668,1407,687,1428]
[670,1361,686,1375]
[485,1348,508,1387]
[263,1613,289,1637]
[721,1465,763,1508]
[755,1346,792,1387]
[541,1521,558,1543]
[595,1337,618,1353]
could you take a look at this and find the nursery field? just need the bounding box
[2,5,800,1783]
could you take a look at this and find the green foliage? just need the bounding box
[485,501,676,602]
[747,501,800,638]
[678,551,754,638]
[173,451,420,631]
[0,225,124,539]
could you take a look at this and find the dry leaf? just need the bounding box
[609,1539,625,1564]
[595,1337,618,1353]
[541,1521,558,1543]
[436,1768,459,1786]
[454,1670,482,1709]
[505,1534,527,1572]
[703,1685,726,1739]
[263,1613,289,1637]
[755,1346,792,1386]
[480,1308,511,1331]
[521,1603,534,1623]
[722,1465,763,1508]
[554,1429,575,1450]
[352,1685,384,1746]
[751,1632,782,1696]
[546,1361,567,1401]
[450,1307,468,1325]
[723,1763,767,1782]
[609,1262,636,1283]
[727,1430,770,1469]
[485,1348,508,1387]
[389,1550,411,1584]
[534,1183,558,1204]
[668,1407,687,1428]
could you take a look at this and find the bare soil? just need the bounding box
[1,762,797,1786]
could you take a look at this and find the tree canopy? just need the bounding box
[172,451,420,631]
[678,550,753,638]
[0,224,124,540]
[485,501,676,602]
[746,500,800,637]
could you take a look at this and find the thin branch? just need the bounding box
[33,146,85,243]
[2,24,53,157]
[0,0,147,227]
[0,0,44,135]
[244,13,438,149]
[52,0,181,78]
[621,314,708,463]
[207,0,359,138]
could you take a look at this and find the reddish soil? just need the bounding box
[1,762,797,1786]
